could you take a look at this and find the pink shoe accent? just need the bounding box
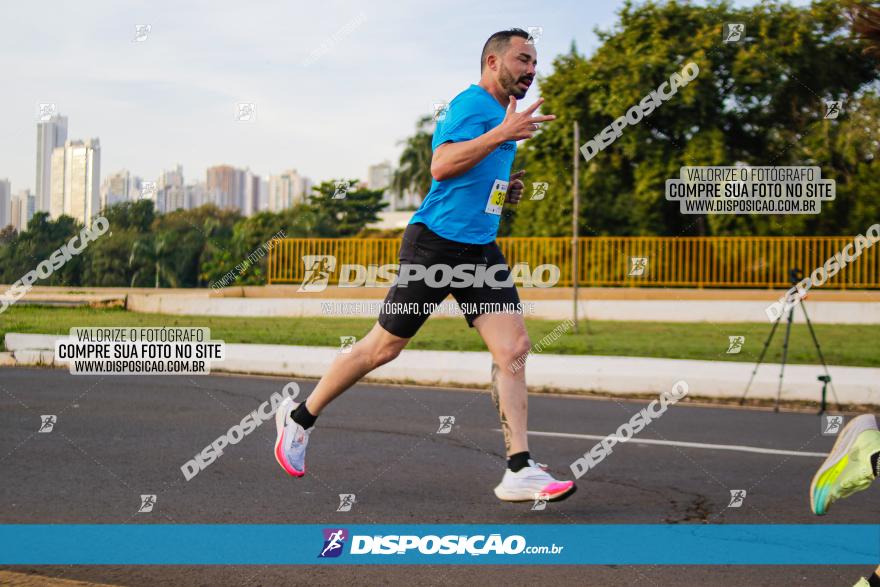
[274,429,305,477]
[541,481,574,496]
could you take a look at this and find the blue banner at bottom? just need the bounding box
[1,524,878,565]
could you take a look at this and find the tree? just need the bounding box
[392,115,435,203]
[511,0,880,237]
[128,233,180,288]
[307,180,388,237]
[0,225,17,245]
[0,213,84,285]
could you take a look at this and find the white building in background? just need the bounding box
[185,182,206,209]
[158,164,185,213]
[0,179,11,229]
[368,160,397,212]
[10,189,35,232]
[243,167,261,216]
[268,169,311,211]
[35,114,68,213]
[206,164,251,212]
[366,160,423,212]
[100,169,142,209]
[49,138,101,227]
[367,160,392,191]
[259,178,269,212]
[9,194,21,231]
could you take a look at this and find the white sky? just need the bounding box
[1,0,791,192]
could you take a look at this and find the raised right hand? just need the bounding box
[498,97,556,141]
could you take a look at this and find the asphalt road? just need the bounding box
[0,366,877,586]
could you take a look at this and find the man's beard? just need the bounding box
[499,63,528,99]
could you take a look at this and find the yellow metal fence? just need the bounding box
[268,236,880,289]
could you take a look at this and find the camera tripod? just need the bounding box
[740,268,840,414]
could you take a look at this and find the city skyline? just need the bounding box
[1,0,782,226]
[1,105,423,229]
[0,0,630,195]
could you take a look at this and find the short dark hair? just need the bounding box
[481,28,530,73]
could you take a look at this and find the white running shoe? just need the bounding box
[274,397,312,477]
[494,459,577,502]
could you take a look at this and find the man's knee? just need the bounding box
[492,334,532,369]
[369,339,405,368]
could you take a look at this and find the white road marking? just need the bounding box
[493,429,829,458]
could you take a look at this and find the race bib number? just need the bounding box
[485,179,508,215]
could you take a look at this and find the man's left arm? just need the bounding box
[505,169,526,204]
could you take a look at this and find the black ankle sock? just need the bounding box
[871,452,880,479]
[507,451,531,472]
[291,402,317,430]
[868,571,880,587]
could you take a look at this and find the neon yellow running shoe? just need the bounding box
[810,414,880,515]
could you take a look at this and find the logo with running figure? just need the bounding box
[726,336,745,354]
[318,528,348,558]
[298,255,337,292]
[339,336,356,354]
[824,100,842,120]
[628,257,648,277]
[38,415,57,433]
[436,416,455,434]
[133,24,151,43]
[337,493,356,512]
[235,102,256,122]
[432,102,449,122]
[531,492,550,510]
[333,180,352,199]
[723,23,745,43]
[138,494,157,513]
[727,489,747,508]
[526,26,543,45]
[822,415,844,436]
[38,103,57,122]
[530,182,548,201]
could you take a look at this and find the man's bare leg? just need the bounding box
[305,322,410,415]
[473,312,531,456]
[274,321,408,477]
[477,311,577,502]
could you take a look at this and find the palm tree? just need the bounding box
[391,115,435,205]
[129,234,179,288]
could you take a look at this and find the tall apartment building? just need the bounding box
[101,169,142,209]
[183,182,205,209]
[35,114,68,212]
[0,179,11,229]
[206,165,239,211]
[49,138,101,227]
[243,168,261,216]
[10,189,35,232]
[158,164,185,213]
[259,178,269,211]
[367,160,392,191]
[268,169,311,211]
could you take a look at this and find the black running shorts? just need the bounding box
[378,222,523,339]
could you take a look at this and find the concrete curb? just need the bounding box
[4,332,878,406]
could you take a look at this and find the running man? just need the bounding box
[274,28,577,503]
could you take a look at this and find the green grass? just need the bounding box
[0,305,876,367]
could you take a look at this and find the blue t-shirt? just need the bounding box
[409,84,517,244]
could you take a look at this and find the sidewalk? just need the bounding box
[5,285,879,324]
[5,332,878,406]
